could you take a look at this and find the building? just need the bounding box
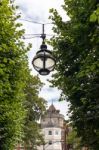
[16,104,89,150]
[38,104,66,150]
[16,104,68,150]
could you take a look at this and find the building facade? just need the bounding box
[16,104,89,150]
[38,104,65,150]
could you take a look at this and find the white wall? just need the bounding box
[38,127,62,150]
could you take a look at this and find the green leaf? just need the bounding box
[90,12,97,22]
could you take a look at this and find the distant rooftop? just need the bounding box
[41,104,64,128]
[47,104,60,113]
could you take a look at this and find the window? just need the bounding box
[49,141,52,145]
[48,130,52,135]
[55,130,58,135]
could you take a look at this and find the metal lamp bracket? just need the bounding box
[40,24,46,44]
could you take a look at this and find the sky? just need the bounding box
[15,0,70,119]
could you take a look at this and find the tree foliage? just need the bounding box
[67,128,81,150]
[0,1,46,150]
[49,0,99,149]
[0,0,31,149]
[23,74,46,150]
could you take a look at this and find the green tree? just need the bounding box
[49,0,99,149]
[0,0,31,149]
[67,128,81,150]
[90,2,99,23]
[23,74,46,150]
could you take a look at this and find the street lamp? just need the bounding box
[32,24,56,75]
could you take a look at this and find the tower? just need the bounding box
[38,104,65,150]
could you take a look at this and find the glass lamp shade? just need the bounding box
[32,50,55,75]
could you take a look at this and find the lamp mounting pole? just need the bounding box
[41,24,46,43]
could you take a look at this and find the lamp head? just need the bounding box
[32,43,55,75]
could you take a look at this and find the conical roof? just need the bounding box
[48,104,56,112]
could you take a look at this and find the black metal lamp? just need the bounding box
[32,24,56,75]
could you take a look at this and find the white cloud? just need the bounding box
[39,86,61,101]
[15,0,69,119]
